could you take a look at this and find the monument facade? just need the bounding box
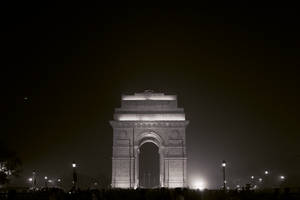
[110,91,188,188]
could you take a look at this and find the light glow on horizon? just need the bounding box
[192,180,206,190]
[190,176,207,190]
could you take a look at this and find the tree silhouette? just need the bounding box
[0,143,22,186]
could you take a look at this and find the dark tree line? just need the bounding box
[0,143,22,186]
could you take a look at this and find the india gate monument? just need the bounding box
[110,91,188,188]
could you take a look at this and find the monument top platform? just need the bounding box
[122,90,177,101]
[114,91,185,121]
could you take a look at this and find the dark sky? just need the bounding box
[1,3,300,189]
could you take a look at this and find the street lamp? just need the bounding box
[222,160,226,191]
[44,176,48,188]
[263,170,270,188]
[222,161,226,167]
[32,170,36,189]
[72,161,78,191]
[56,178,62,188]
[279,175,286,188]
[28,177,33,189]
[264,170,269,175]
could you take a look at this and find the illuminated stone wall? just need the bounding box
[110,91,188,188]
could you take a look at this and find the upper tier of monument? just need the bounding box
[114,91,185,121]
[122,91,176,101]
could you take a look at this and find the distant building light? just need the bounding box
[251,176,254,179]
[44,176,48,180]
[280,175,285,180]
[259,178,263,182]
[28,178,33,182]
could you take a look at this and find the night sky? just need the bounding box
[1,3,300,189]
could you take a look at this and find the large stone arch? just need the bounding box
[110,91,188,188]
[136,131,165,188]
[137,131,163,147]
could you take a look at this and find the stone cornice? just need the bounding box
[110,120,189,128]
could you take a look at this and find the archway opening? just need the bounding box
[139,142,160,188]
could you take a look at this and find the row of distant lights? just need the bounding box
[222,162,286,190]
[28,176,62,183]
[222,162,286,182]
[235,171,286,190]
[28,163,77,184]
[250,170,286,182]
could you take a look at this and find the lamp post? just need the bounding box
[250,175,255,189]
[57,178,61,188]
[222,160,226,191]
[279,175,286,188]
[72,161,78,190]
[264,170,269,188]
[32,170,36,189]
[44,176,48,188]
[28,177,33,188]
[258,177,263,185]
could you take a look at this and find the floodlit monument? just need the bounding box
[110,90,188,188]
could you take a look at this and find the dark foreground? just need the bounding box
[1,188,300,200]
